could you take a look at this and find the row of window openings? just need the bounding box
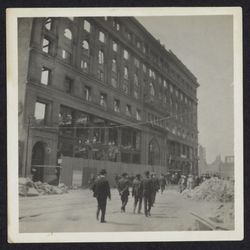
[41,65,140,96]
[48,17,142,51]
[41,68,194,116]
[169,144,193,158]
[41,71,195,122]
[34,99,141,129]
[99,93,142,120]
[42,34,194,104]
[44,17,196,94]
[34,101,193,141]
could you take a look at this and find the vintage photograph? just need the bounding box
[7,7,243,242]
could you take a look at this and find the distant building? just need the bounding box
[199,152,234,179]
[198,144,207,175]
[220,156,234,179]
[18,17,199,181]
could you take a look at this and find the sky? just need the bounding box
[136,16,234,163]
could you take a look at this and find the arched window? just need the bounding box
[98,50,104,65]
[82,40,89,56]
[149,82,155,96]
[112,59,117,73]
[64,28,72,40]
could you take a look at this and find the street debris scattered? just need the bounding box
[209,202,234,226]
[19,178,68,196]
[181,177,234,202]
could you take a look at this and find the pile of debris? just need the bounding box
[182,177,234,202]
[19,177,68,196]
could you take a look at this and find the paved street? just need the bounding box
[19,187,219,232]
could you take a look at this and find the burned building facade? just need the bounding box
[18,17,199,180]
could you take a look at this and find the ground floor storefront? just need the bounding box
[19,101,198,183]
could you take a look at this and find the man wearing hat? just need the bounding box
[132,174,143,214]
[142,171,153,217]
[151,172,160,206]
[92,169,111,223]
[159,173,167,194]
[117,172,130,212]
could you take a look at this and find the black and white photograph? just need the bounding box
[7,7,243,242]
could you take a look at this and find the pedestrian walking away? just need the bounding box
[159,174,166,194]
[151,173,160,206]
[118,172,130,212]
[132,174,143,214]
[178,175,186,193]
[142,171,153,217]
[92,169,111,223]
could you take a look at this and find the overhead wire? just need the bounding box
[28,109,197,130]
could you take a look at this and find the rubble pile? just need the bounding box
[19,178,68,196]
[182,177,234,202]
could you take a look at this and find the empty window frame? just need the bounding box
[98,50,104,65]
[99,31,105,43]
[134,74,139,99]
[114,99,120,112]
[134,58,140,68]
[34,101,48,125]
[64,28,72,40]
[42,37,51,54]
[97,69,104,81]
[82,40,90,56]
[64,77,74,94]
[62,50,71,63]
[112,41,118,52]
[100,93,107,107]
[44,18,52,30]
[111,77,117,88]
[113,20,120,31]
[124,66,128,80]
[41,67,51,85]
[84,86,91,101]
[125,104,132,116]
[136,109,141,120]
[80,60,89,72]
[163,79,167,88]
[149,82,155,96]
[112,59,117,73]
[83,20,91,32]
[122,81,129,94]
[123,49,129,60]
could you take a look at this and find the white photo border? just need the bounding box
[7,7,243,243]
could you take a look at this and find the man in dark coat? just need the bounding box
[117,172,130,212]
[142,171,153,217]
[159,174,167,194]
[92,169,111,223]
[132,174,143,214]
[151,173,160,206]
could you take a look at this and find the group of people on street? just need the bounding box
[91,169,167,223]
[178,173,221,193]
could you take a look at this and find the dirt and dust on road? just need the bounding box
[19,185,233,233]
